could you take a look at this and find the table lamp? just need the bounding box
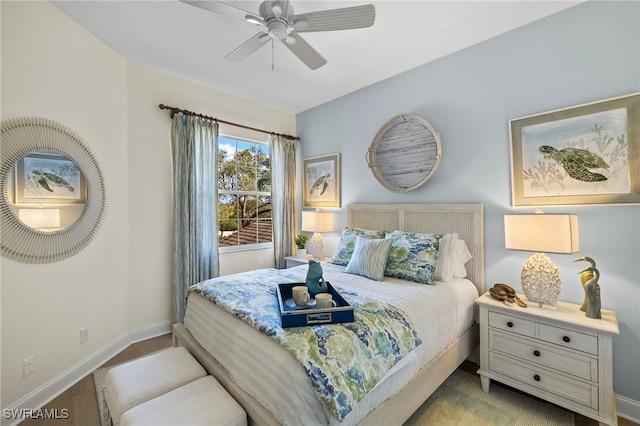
[301,211,334,259]
[504,212,579,307]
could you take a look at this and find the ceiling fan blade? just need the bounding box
[291,4,375,33]
[282,32,327,70]
[225,32,270,61]
[180,0,262,23]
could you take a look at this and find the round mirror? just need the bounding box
[1,117,107,263]
[366,113,441,192]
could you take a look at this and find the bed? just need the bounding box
[173,203,484,425]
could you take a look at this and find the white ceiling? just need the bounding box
[51,1,583,113]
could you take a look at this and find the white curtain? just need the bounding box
[270,134,298,269]
[171,113,219,323]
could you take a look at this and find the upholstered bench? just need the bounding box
[120,375,247,426]
[103,346,207,426]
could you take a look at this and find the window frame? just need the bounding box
[217,133,273,253]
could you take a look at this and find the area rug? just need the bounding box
[404,369,574,426]
[93,365,110,426]
[95,364,574,426]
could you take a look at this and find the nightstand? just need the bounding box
[284,256,329,268]
[285,256,308,268]
[476,291,620,426]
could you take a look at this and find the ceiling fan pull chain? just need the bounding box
[272,38,275,71]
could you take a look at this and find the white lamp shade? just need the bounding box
[504,214,579,254]
[301,211,334,233]
[18,209,61,229]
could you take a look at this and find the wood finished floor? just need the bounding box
[18,333,638,426]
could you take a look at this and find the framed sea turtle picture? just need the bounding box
[303,153,340,208]
[510,92,640,206]
[15,152,86,204]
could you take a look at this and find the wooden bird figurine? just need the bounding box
[574,256,596,312]
[579,266,602,319]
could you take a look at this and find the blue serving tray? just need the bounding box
[276,282,354,328]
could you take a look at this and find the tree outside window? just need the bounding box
[217,136,272,248]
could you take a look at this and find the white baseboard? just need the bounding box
[618,394,640,424]
[1,321,171,426]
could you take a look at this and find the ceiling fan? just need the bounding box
[180,0,376,70]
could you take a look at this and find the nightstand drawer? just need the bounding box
[539,323,598,355]
[489,351,598,409]
[489,330,597,381]
[488,311,535,338]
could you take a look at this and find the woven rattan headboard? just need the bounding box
[347,204,485,293]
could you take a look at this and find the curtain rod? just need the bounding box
[158,104,299,141]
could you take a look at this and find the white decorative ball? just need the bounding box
[521,252,561,306]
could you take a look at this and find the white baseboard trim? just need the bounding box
[1,321,171,426]
[618,394,640,424]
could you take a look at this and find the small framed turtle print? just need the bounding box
[303,153,340,208]
[15,152,86,204]
[510,92,640,206]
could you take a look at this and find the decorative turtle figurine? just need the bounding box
[489,283,527,308]
[539,145,609,182]
[32,170,75,192]
[305,260,328,296]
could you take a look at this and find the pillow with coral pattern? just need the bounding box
[329,227,386,266]
[384,231,442,284]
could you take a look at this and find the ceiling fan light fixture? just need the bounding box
[272,4,283,18]
[268,21,288,39]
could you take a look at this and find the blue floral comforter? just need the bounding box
[188,267,422,421]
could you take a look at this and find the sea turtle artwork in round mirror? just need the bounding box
[0,117,107,263]
[366,113,441,192]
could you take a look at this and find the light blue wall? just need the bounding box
[297,1,640,407]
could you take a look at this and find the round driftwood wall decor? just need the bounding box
[366,113,441,192]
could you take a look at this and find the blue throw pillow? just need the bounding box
[384,231,443,284]
[329,227,386,266]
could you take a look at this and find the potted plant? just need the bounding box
[295,233,309,258]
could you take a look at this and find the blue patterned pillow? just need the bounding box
[329,227,386,266]
[344,237,393,281]
[384,231,443,284]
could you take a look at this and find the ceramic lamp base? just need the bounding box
[307,232,324,259]
[521,252,561,307]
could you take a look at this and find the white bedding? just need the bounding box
[183,262,478,425]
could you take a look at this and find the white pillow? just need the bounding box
[344,237,393,281]
[433,233,458,283]
[452,239,472,279]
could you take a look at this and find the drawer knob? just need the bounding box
[533,350,541,357]
[507,321,514,328]
[562,336,571,343]
[534,374,541,382]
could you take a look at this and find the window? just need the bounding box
[217,136,272,250]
